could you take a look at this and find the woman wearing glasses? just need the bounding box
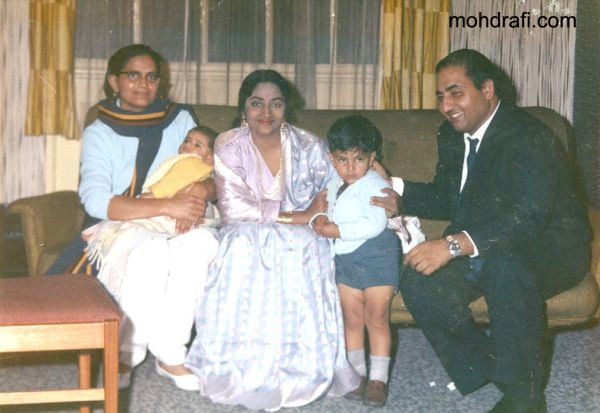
[48,44,215,390]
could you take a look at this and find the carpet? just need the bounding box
[1,322,599,413]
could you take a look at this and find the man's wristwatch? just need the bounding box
[446,235,462,258]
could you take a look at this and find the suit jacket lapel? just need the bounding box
[442,126,466,212]
[459,103,513,200]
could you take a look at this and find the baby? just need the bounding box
[84,125,219,299]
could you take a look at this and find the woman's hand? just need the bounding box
[306,190,328,216]
[284,190,328,225]
[168,180,216,231]
[167,191,207,221]
[175,218,196,234]
[185,179,217,202]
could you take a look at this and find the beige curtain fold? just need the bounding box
[25,0,79,140]
[380,0,449,109]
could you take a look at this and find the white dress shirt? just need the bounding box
[390,101,501,257]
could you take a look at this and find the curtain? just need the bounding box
[25,0,79,140]
[380,0,450,109]
[74,0,382,112]
[451,0,577,123]
[3,0,382,199]
[1,0,46,204]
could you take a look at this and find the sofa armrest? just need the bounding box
[9,191,85,277]
[587,206,600,317]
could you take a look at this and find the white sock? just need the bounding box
[347,348,367,377]
[369,355,391,383]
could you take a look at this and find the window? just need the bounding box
[208,0,265,63]
[75,0,380,65]
[272,0,330,64]
[74,0,381,109]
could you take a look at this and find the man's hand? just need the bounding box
[371,187,400,217]
[404,239,452,276]
[405,233,474,275]
[371,159,391,182]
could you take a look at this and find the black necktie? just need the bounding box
[466,137,479,175]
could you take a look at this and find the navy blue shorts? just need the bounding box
[335,228,402,290]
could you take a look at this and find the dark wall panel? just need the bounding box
[573,2,600,206]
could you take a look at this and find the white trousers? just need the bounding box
[118,227,217,367]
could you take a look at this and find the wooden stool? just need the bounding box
[0,274,121,412]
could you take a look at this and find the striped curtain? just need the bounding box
[1,0,46,203]
[379,0,450,109]
[25,0,79,140]
[451,0,577,123]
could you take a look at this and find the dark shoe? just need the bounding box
[118,363,133,389]
[363,380,388,407]
[118,371,132,389]
[344,376,367,401]
[488,396,547,413]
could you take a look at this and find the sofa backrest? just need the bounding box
[194,104,572,239]
[194,104,570,180]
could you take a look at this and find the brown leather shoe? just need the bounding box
[363,380,388,407]
[344,376,367,401]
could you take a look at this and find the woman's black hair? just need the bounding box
[326,115,383,160]
[237,69,295,122]
[188,125,218,150]
[102,44,168,99]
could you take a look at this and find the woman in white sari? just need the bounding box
[186,70,359,411]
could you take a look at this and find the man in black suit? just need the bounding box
[373,49,591,413]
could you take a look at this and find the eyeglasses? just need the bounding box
[117,71,161,83]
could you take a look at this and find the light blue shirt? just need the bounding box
[79,110,197,220]
[326,169,390,255]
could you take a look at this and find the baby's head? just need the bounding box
[326,115,382,184]
[179,125,218,166]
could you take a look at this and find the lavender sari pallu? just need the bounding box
[186,125,359,410]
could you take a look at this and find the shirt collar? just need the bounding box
[464,100,501,142]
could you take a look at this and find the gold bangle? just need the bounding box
[276,211,293,224]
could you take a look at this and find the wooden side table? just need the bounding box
[0,274,122,413]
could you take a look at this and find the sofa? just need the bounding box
[9,104,600,328]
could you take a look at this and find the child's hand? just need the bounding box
[312,215,329,232]
[313,219,340,239]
